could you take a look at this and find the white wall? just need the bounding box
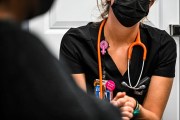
[159,0,179,119]
[29,0,179,119]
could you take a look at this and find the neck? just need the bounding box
[104,10,140,47]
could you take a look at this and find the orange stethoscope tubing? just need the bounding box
[97,19,107,99]
[97,19,147,99]
[128,29,147,61]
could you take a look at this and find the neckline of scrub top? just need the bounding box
[99,23,126,78]
[90,21,148,86]
[99,22,128,78]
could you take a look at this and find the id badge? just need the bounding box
[94,79,115,101]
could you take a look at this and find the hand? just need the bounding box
[111,92,136,120]
[120,95,137,120]
[120,99,134,120]
[110,92,127,107]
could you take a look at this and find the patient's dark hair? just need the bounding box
[0,0,6,2]
[0,0,8,4]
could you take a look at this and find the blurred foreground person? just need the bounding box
[0,0,122,119]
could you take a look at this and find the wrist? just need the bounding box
[133,100,140,116]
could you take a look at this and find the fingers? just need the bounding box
[110,97,127,107]
[124,101,134,109]
[121,117,131,120]
[120,97,136,119]
[110,93,137,119]
[110,92,127,107]
[112,92,126,101]
[124,96,136,109]
[120,103,134,120]
[120,103,134,113]
[121,111,133,120]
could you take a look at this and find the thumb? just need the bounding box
[112,92,126,101]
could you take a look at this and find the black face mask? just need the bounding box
[111,0,150,27]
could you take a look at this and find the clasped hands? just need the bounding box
[110,92,137,120]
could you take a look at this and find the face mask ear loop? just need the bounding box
[97,19,107,99]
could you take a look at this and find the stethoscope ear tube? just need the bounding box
[127,60,145,88]
[126,30,147,90]
[128,30,147,61]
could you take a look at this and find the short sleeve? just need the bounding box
[59,28,84,74]
[153,31,177,77]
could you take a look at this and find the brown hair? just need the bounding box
[97,0,111,19]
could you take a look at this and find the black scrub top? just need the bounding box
[60,21,177,104]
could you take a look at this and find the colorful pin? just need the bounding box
[100,40,109,55]
[106,80,115,91]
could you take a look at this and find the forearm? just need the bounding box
[135,76,173,120]
[135,104,161,120]
[72,74,87,91]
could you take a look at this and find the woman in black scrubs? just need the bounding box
[60,0,177,119]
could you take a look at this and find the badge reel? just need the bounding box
[94,79,115,101]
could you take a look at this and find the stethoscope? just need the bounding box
[97,19,147,99]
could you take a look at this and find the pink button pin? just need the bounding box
[100,40,109,55]
[106,80,115,91]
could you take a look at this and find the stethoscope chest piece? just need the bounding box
[121,76,150,90]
